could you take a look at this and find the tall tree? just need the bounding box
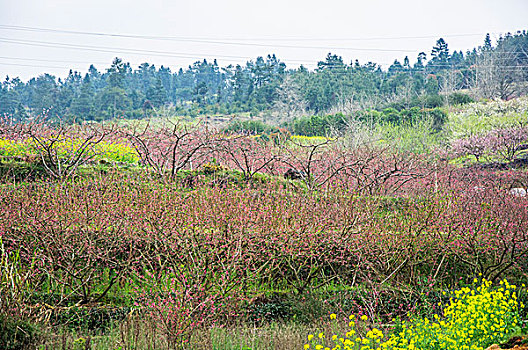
[430,38,450,71]
[414,52,427,70]
[107,57,126,89]
[98,58,131,119]
[147,77,168,107]
[70,75,96,120]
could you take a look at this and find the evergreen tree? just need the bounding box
[403,56,411,71]
[27,74,59,116]
[430,38,450,71]
[192,81,208,106]
[147,77,168,107]
[449,51,465,67]
[98,87,131,120]
[70,75,95,120]
[388,60,404,74]
[98,57,131,119]
[484,33,493,51]
[107,57,126,89]
[414,52,427,70]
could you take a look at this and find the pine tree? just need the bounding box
[146,77,167,107]
[107,57,126,89]
[430,38,450,70]
[71,75,95,120]
[484,33,492,51]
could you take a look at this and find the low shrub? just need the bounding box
[0,315,40,350]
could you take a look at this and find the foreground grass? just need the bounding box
[35,320,348,350]
[1,279,519,349]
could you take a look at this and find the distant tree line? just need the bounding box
[1,31,527,122]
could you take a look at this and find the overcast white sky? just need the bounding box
[0,0,527,81]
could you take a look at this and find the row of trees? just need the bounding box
[1,31,527,121]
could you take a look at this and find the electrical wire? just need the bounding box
[0,24,496,42]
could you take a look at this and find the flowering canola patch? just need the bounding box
[305,279,525,350]
[0,138,139,163]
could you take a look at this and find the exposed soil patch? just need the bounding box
[486,336,528,350]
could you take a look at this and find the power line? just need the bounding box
[0,37,256,61]
[0,25,494,53]
[0,30,525,78]
[0,55,118,66]
[0,62,86,70]
[0,35,421,54]
[0,55,224,68]
[0,37,323,65]
[0,33,525,64]
[2,35,524,73]
[0,24,493,42]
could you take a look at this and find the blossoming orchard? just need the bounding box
[1,97,528,349]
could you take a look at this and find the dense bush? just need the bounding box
[386,94,446,111]
[421,94,445,108]
[291,113,348,136]
[448,92,474,105]
[289,107,448,137]
[354,107,447,130]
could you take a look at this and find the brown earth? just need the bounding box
[486,336,528,350]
